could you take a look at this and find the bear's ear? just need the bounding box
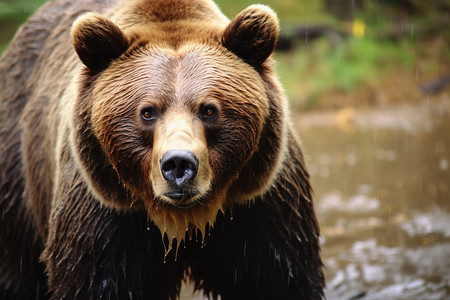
[222,5,279,68]
[71,12,129,72]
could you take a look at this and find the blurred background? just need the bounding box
[1,0,449,299]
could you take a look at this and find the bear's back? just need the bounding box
[0,0,122,297]
[0,0,119,243]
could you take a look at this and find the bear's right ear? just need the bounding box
[71,12,129,72]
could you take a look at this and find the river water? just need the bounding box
[294,102,450,299]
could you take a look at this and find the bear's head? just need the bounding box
[70,1,286,242]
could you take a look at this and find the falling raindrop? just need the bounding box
[243,241,247,257]
[439,159,449,171]
[388,198,392,221]
[346,153,357,166]
[435,143,445,155]
[234,268,238,284]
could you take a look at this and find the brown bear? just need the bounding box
[0,0,324,299]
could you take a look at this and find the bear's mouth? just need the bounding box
[163,190,200,208]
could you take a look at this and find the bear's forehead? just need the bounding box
[94,46,264,106]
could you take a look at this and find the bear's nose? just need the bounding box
[160,149,199,187]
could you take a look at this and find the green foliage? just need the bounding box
[214,0,334,24]
[0,0,47,19]
[0,0,48,54]
[275,36,415,106]
[0,42,8,54]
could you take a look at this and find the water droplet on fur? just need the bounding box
[201,233,206,246]
[174,241,180,262]
[146,218,150,231]
[164,243,172,263]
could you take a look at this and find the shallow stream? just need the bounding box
[295,102,450,299]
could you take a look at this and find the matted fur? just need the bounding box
[0,0,324,299]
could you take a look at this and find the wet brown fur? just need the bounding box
[0,0,324,299]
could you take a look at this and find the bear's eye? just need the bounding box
[201,104,217,121]
[141,107,157,121]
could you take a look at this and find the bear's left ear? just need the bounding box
[71,12,129,73]
[222,5,279,68]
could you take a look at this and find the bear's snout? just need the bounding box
[160,149,199,188]
[150,111,212,208]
